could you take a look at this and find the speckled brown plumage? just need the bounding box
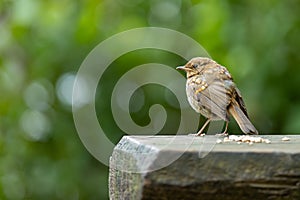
[177,57,258,135]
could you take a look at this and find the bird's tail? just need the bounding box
[228,102,258,134]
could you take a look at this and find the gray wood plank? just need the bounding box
[109,135,300,200]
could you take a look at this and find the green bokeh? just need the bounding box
[0,0,299,199]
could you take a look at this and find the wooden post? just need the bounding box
[109,135,300,200]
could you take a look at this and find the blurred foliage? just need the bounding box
[0,0,299,199]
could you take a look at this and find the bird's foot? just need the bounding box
[215,132,228,137]
[188,133,206,137]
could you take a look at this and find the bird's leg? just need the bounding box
[196,119,211,136]
[223,121,228,134]
[216,121,229,136]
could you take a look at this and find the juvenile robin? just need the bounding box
[177,57,258,136]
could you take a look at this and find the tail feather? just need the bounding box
[228,102,258,135]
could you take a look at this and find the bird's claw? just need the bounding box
[188,133,206,137]
[215,132,228,137]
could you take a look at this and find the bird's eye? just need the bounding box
[192,64,198,68]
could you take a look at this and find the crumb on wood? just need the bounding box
[281,137,290,141]
[220,135,272,145]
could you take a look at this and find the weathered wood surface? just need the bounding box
[109,135,300,200]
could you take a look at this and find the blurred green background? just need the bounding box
[0,0,299,199]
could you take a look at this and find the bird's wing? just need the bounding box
[233,87,249,118]
[190,75,232,121]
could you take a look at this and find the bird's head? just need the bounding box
[176,57,215,78]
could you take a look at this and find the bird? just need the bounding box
[176,57,258,136]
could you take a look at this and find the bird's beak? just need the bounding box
[176,66,191,71]
[176,66,186,70]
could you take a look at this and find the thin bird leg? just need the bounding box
[216,121,229,136]
[222,121,229,136]
[196,119,211,136]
